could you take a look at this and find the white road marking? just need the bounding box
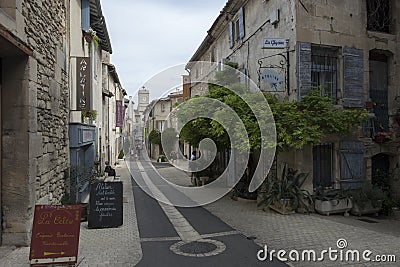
[137,161,201,242]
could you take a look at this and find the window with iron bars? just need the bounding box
[311,46,338,100]
[367,0,392,33]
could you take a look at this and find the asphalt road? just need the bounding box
[129,160,287,267]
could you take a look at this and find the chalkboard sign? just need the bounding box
[88,181,123,228]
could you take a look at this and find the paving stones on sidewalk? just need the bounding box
[205,197,400,267]
[153,163,400,267]
[77,163,142,267]
[0,162,142,267]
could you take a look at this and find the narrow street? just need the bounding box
[129,159,286,266]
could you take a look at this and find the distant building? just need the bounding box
[145,90,184,160]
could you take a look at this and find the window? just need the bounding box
[161,103,166,112]
[313,144,334,190]
[157,121,165,132]
[311,46,338,100]
[81,0,90,31]
[229,7,245,48]
[369,51,389,131]
[367,0,392,33]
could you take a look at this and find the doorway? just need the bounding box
[371,153,390,191]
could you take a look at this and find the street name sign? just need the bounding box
[29,205,82,266]
[262,38,288,49]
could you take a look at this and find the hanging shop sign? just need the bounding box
[77,57,91,111]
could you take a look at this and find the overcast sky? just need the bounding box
[101,0,227,101]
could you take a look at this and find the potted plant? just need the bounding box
[84,28,100,49]
[258,166,313,215]
[314,189,353,216]
[373,131,393,143]
[81,110,97,123]
[118,150,125,164]
[158,154,167,162]
[348,184,385,216]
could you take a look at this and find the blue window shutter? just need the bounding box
[343,47,364,108]
[238,7,245,39]
[340,141,365,190]
[229,21,234,48]
[81,0,90,31]
[296,42,312,99]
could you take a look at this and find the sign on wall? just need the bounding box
[76,57,91,111]
[262,38,288,49]
[29,205,82,266]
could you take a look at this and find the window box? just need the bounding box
[373,131,393,143]
[314,198,353,216]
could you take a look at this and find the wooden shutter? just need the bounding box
[296,42,312,99]
[343,47,364,108]
[238,7,245,39]
[229,21,234,48]
[340,141,365,190]
[81,0,90,31]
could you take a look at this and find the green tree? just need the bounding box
[148,129,161,145]
[176,63,368,191]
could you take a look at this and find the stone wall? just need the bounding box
[23,0,69,203]
[1,0,69,245]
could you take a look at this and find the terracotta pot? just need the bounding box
[84,33,92,43]
[365,101,374,109]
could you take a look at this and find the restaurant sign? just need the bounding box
[29,205,82,266]
[76,57,91,111]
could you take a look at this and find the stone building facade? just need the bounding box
[187,0,400,199]
[0,0,69,245]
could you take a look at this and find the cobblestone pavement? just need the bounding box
[0,162,142,267]
[155,164,400,267]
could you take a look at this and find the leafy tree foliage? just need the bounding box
[177,65,368,153]
[148,129,161,145]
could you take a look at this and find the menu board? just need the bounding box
[29,205,82,266]
[88,181,123,228]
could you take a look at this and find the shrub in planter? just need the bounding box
[347,184,385,216]
[158,155,167,162]
[257,166,313,214]
[118,150,124,159]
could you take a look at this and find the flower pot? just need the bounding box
[84,33,92,43]
[365,101,374,109]
[270,199,295,215]
[314,198,353,216]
